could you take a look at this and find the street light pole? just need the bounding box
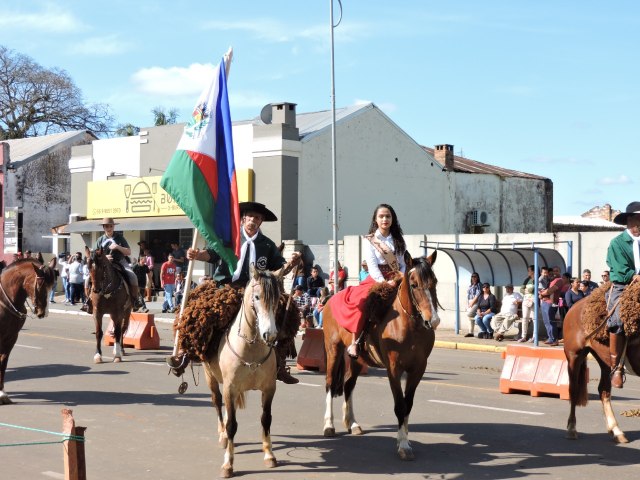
[330,0,340,288]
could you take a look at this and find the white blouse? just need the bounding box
[364,229,406,282]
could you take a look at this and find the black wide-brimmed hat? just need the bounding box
[613,202,640,225]
[239,202,277,222]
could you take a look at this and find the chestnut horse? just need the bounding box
[0,258,57,404]
[86,248,132,363]
[564,286,640,443]
[322,253,440,460]
[202,267,282,478]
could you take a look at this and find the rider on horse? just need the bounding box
[171,202,301,384]
[606,201,640,388]
[95,217,142,311]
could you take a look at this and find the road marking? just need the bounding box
[41,471,64,479]
[15,344,42,350]
[296,382,322,387]
[429,399,544,416]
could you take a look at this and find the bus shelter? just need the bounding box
[421,241,573,345]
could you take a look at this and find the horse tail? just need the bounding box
[329,352,345,398]
[572,358,589,407]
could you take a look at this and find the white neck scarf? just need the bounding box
[232,228,258,281]
[628,229,640,275]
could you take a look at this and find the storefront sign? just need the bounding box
[3,207,20,254]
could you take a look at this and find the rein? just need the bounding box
[396,268,433,329]
[0,272,40,320]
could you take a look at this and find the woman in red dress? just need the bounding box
[330,203,407,358]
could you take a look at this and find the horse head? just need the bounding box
[87,247,115,295]
[246,264,281,345]
[407,251,441,329]
[32,257,57,318]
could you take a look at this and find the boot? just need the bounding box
[166,353,190,377]
[610,333,625,389]
[276,343,298,384]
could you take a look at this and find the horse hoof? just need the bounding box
[264,458,277,468]
[350,425,364,435]
[323,427,336,437]
[113,357,122,363]
[93,355,103,364]
[0,394,14,405]
[398,447,414,461]
[615,434,629,444]
[220,466,233,478]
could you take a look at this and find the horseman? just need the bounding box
[95,217,142,311]
[169,202,301,384]
[606,201,640,388]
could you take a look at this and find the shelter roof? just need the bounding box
[423,241,568,287]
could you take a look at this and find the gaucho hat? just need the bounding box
[99,217,118,226]
[239,202,277,222]
[613,202,640,225]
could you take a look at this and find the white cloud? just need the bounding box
[0,4,85,33]
[598,175,633,186]
[67,35,132,56]
[131,63,217,97]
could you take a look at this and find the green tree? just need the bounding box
[0,46,113,139]
[152,106,179,126]
[114,123,140,137]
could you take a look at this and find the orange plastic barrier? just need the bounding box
[296,328,326,372]
[499,343,578,400]
[103,312,161,350]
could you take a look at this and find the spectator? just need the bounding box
[474,283,498,339]
[132,257,150,313]
[564,278,584,310]
[558,272,572,321]
[538,266,550,291]
[306,265,325,297]
[518,283,536,342]
[161,254,177,313]
[539,267,565,346]
[143,248,155,300]
[464,272,482,337]
[67,253,84,305]
[292,284,312,329]
[328,261,346,293]
[359,261,369,282]
[170,241,186,274]
[198,275,212,285]
[579,280,592,297]
[59,254,71,304]
[600,270,610,285]
[24,250,32,258]
[492,285,523,341]
[175,271,192,306]
[82,257,91,306]
[313,287,331,328]
[581,269,598,293]
[136,240,148,259]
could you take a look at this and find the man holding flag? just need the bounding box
[160,49,301,384]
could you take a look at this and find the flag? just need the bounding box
[160,50,240,271]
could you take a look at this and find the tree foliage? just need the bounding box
[0,45,113,139]
[152,106,179,126]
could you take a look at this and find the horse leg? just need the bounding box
[0,352,12,405]
[597,363,628,443]
[112,316,123,363]
[221,389,238,478]
[261,388,277,468]
[387,366,413,460]
[93,312,104,364]
[323,338,343,437]
[343,359,363,435]
[565,349,587,440]
[204,366,227,449]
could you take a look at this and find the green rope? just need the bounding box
[0,422,85,447]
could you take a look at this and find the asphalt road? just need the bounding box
[1,312,640,479]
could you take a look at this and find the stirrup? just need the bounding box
[166,354,189,377]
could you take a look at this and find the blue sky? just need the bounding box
[2,0,638,217]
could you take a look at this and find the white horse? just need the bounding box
[202,266,281,478]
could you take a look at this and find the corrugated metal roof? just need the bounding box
[2,130,95,165]
[423,146,547,180]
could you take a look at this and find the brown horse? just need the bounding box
[564,288,640,443]
[201,267,281,478]
[322,253,440,460]
[86,247,132,363]
[0,258,57,404]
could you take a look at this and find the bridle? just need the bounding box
[90,255,124,298]
[0,267,47,320]
[398,267,436,329]
[225,278,278,369]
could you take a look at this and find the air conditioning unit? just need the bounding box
[471,210,490,226]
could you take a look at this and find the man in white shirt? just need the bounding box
[491,284,523,341]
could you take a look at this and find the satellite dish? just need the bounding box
[260,104,272,124]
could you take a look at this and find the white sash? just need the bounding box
[629,229,640,274]
[231,229,258,282]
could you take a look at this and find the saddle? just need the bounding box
[582,281,640,343]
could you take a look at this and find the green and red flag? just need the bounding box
[160,49,240,270]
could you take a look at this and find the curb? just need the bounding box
[49,308,176,324]
[435,340,507,353]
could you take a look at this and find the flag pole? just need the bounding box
[330,0,340,292]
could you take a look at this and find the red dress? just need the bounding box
[329,265,393,333]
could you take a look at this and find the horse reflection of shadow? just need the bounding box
[265,422,640,479]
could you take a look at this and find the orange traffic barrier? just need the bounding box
[499,343,578,400]
[103,312,161,350]
[296,328,326,372]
